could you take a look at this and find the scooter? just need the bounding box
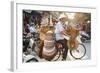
[23,32,40,62]
[80,31,91,43]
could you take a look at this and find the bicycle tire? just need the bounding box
[52,49,61,61]
[70,43,86,59]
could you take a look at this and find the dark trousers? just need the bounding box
[56,39,68,60]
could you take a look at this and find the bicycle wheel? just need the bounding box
[70,43,86,59]
[52,50,61,61]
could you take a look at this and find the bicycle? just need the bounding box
[52,27,86,61]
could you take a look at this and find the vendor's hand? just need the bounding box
[63,35,70,40]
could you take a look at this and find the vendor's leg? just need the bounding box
[56,39,68,60]
[62,39,68,60]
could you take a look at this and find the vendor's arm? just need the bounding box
[58,24,70,37]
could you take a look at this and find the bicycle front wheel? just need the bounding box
[70,43,86,59]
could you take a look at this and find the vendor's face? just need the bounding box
[61,18,67,23]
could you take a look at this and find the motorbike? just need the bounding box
[23,32,40,62]
[80,31,91,43]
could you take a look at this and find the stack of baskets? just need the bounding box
[42,30,57,61]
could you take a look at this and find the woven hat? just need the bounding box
[58,13,67,20]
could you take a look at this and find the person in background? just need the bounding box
[52,18,58,26]
[29,23,37,34]
[40,12,49,27]
[55,13,69,61]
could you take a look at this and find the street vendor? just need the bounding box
[55,13,69,61]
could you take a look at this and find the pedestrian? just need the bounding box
[29,23,37,33]
[40,12,49,27]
